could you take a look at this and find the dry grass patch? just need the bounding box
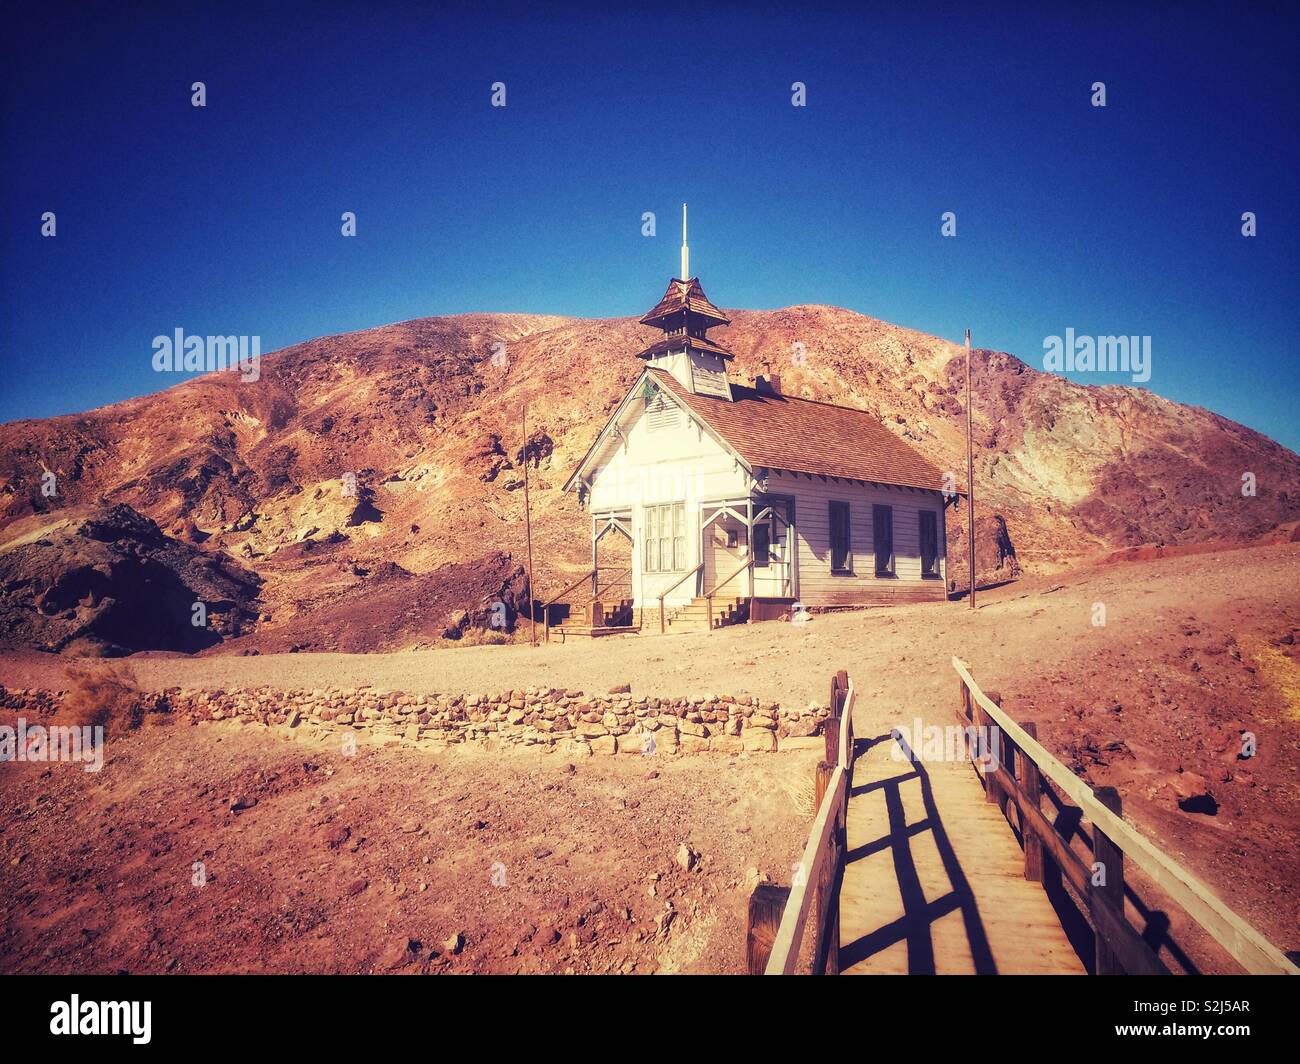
[58,663,149,735]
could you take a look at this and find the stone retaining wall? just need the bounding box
[0,684,828,756]
[170,686,830,756]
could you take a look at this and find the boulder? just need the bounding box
[0,504,263,656]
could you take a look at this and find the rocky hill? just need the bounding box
[0,504,262,655]
[2,302,1297,652]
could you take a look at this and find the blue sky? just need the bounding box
[3,2,1297,450]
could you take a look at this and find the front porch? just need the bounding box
[543,496,797,641]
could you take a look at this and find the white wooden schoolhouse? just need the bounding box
[560,219,956,635]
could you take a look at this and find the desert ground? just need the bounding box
[0,725,816,974]
[2,540,1298,974]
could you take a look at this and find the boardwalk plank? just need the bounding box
[839,728,1086,976]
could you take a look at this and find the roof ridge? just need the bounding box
[702,376,879,418]
[645,368,946,490]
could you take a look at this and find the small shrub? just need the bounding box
[60,663,145,735]
[454,627,515,647]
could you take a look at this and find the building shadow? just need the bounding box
[947,577,1018,602]
[838,734,997,974]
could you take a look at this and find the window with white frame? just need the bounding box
[643,502,686,572]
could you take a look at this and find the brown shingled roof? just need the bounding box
[639,278,730,328]
[635,333,736,361]
[647,369,951,492]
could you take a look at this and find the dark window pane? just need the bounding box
[829,501,851,572]
[873,505,893,575]
[920,511,938,575]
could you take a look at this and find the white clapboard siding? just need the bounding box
[586,406,746,515]
[586,395,748,609]
[769,469,947,606]
[582,393,948,611]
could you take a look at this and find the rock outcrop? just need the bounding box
[0,504,262,655]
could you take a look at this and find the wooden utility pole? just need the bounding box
[522,404,537,647]
[965,329,975,610]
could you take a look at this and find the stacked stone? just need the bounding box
[0,687,59,713]
[158,685,829,756]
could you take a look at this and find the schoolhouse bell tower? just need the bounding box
[636,204,735,401]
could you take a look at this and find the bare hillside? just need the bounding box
[2,304,1297,652]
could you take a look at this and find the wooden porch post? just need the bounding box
[696,502,703,598]
[939,490,949,594]
[591,515,598,599]
[789,505,798,602]
[746,497,755,617]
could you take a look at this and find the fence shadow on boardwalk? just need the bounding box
[837,733,999,974]
[1035,788,1201,975]
[836,731,1204,975]
[748,665,1267,975]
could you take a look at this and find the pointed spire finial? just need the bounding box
[681,202,689,280]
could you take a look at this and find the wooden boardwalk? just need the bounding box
[838,730,1085,975]
[753,665,1296,976]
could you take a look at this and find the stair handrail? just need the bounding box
[657,562,704,633]
[593,566,632,604]
[541,568,596,643]
[703,556,753,632]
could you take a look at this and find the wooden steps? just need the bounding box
[554,599,633,628]
[548,596,750,636]
[547,598,637,640]
[664,596,749,633]
[551,624,640,642]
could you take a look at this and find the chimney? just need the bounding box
[755,367,782,395]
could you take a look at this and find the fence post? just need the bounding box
[1019,721,1044,882]
[814,760,834,809]
[1091,787,1124,975]
[995,703,1013,820]
[981,690,1003,806]
[830,781,847,975]
[824,674,842,766]
[814,798,843,976]
[746,883,790,974]
[958,678,971,755]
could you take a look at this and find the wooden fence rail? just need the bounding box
[747,669,854,975]
[953,655,1299,976]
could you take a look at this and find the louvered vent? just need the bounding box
[647,394,679,432]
